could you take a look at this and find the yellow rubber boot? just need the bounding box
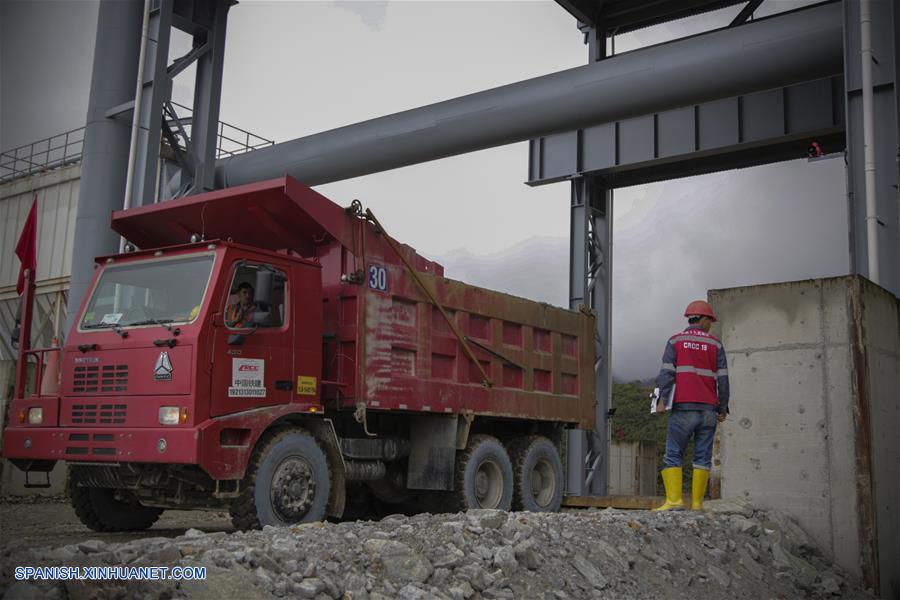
[655,467,684,511]
[692,468,710,511]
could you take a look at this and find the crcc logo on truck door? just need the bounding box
[228,358,266,398]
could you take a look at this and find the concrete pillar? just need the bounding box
[710,275,899,597]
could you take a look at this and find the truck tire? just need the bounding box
[509,435,564,512]
[452,434,513,511]
[68,481,163,532]
[230,428,331,530]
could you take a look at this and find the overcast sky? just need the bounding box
[1,0,848,381]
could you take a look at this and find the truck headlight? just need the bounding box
[27,408,43,425]
[159,406,180,425]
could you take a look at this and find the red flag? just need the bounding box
[15,195,38,295]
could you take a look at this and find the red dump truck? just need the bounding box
[3,176,595,530]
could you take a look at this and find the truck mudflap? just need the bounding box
[2,427,199,465]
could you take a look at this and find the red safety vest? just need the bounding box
[226,302,254,328]
[667,328,723,407]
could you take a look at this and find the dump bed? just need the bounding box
[112,176,596,429]
[322,262,596,429]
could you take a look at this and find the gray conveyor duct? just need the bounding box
[215,2,843,189]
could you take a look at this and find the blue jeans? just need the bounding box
[664,410,718,470]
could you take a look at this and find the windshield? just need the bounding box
[80,254,215,330]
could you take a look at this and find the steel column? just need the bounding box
[185,0,229,195]
[130,0,174,207]
[127,0,231,206]
[569,177,612,496]
[66,0,143,332]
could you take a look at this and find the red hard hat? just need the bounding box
[684,300,716,322]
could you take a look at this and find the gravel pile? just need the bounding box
[0,500,876,600]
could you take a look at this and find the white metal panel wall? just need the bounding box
[0,165,81,359]
[0,164,80,292]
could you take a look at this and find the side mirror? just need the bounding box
[10,299,21,348]
[255,268,274,307]
[251,310,271,326]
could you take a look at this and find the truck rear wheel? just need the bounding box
[452,434,513,511]
[230,428,331,530]
[509,435,563,512]
[68,480,163,532]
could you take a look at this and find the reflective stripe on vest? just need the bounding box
[675,365,717,379]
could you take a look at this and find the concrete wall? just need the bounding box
[607,440,657,496]
[857,278,900,599]
[0,164,79,361]
[710,275,899,598]
[0,164,80,290]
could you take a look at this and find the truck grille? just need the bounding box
[73,364,128,393]
[71,404,127,424]
[66,433,118,459]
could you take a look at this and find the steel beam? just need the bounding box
[729,0,764,27]
[527,76,846,188]
[215,2,843,189]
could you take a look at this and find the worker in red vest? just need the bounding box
[654,300,729,511]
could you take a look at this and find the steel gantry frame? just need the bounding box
[534,1,899,500]
[115,0,231,205]
[68,0,232,332]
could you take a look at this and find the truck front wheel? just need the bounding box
[509,435,564,512]
[230,428,331,530]
[69,481,163,532]
[452,434,513,511]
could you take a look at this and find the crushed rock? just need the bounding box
[0,505,877,600]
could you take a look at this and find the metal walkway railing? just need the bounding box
[0,128,85,183]
[1,110,274,184]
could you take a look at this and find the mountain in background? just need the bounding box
[431,158,849,383]
[434,237,569,307]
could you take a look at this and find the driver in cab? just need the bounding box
[226,282,257,328]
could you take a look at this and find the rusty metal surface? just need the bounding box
[847,278,879,591]
[318,196,596,430]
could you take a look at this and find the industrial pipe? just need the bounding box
[859,0,880,285]
[215,2,843,189]
[122,0,152,229]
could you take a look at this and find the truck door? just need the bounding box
[210,261,294,416]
